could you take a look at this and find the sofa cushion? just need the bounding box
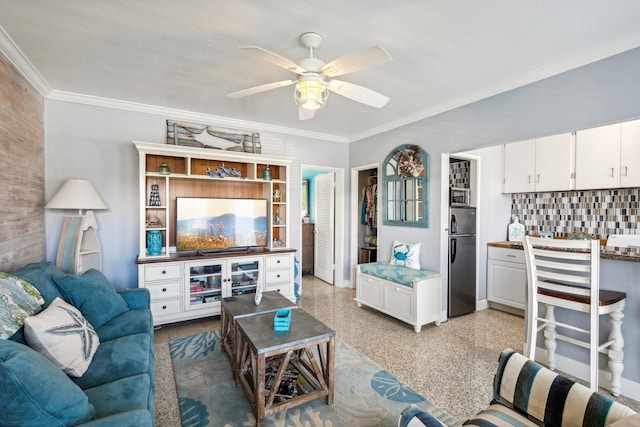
[399,404,447,427]
[54,269,129,328]
[24,297,100,377]
[95,307,153,342]
[0,339,95,426]
[9,262,65,307]
[494,349,636,426]
[72,332,153,390]
[610,413,640,426]
[0,272,45,339]
[390,240,421,269]
[464,403,539,426]
[84,373,153,423]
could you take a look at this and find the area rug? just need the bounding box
[170,331,460,427]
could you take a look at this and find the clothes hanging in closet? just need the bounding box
[361,183,377,229]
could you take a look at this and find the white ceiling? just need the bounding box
[2,1,640,142]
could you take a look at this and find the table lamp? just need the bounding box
[46,179,108,274]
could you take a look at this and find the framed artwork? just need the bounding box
[166,120,261,153]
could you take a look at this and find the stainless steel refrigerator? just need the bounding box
[448,206,476,317]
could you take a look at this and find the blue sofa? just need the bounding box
[1,262,155,426]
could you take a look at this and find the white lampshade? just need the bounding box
[46,179,108,215]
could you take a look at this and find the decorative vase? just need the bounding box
[149,183,161,206]
[158,162,170,175]
[262,165,272,181]
[273,208,281,225]
[147,230,163,256]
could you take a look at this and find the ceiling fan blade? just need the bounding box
[321,46,391,78]
[298,107,316,121]
[240,46,306,74]
[227,79,296,98]
[327,80,390,108]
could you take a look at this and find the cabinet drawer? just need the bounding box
[265,255,291,270]
[265,270,289,285]
[151,298,182,316]
[147,282,181,300]
[386,285,413,321]
[145,264,182,281]
[488,247,525,264]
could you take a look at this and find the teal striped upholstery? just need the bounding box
[464,349,636,426]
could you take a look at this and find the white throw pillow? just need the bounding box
[24,297,99,377]
[390,240,421,269]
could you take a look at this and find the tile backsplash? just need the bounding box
[449,159,470,188]
[511,188,639,239]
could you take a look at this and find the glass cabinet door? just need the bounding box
[230,258,261,296]
[186,261,224,309]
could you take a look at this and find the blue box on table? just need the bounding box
[274,309,292,331]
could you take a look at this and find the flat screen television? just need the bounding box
[176,197,268,252]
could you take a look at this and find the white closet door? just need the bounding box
[314,172,335,285]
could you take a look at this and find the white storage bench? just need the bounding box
[355,262,443,332]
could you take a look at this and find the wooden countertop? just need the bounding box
[487,240,640,263]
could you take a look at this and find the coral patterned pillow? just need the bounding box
[390,241,421,270]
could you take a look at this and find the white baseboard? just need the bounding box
[533,348,640,402]
[476,299,489,311]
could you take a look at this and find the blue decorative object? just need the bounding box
[262,165,272,181]
[206,163,242,178]
[273,309,291,331]
[147,230,163,256]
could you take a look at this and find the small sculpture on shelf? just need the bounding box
[148,183,161,206]
[273,189,282,202]
[145,214,164,228]
[206,163,242,178]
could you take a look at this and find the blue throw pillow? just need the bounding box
[10,262,65,308]
[54,269,129,328]
[0,339,95,426]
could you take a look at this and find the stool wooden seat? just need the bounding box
[523,236,626,396]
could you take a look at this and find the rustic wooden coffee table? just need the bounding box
[235,309,335,427]
[220,291,297,375]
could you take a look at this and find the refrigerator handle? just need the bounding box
[450,214,457,234]
[450,238,457,263]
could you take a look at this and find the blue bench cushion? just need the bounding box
[360,262,439,288]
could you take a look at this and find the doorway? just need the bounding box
[349,163,379,287]
[300,165,346,287]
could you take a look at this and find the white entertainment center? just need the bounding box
[133,141,295,325]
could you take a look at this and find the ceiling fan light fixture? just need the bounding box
[294,74,328,110]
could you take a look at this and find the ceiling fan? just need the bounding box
[227,32,392,120]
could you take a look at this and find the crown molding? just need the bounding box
[47,90,349,144]
[0,25,51,96]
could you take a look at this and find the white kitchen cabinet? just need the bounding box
[503,133,573,193]
[487,246,526,310]
[575,123,621,190]
[503,139,535,193]
[620,119,640,188]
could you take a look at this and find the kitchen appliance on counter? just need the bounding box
[449,187,471,206]
[448,206,476,317]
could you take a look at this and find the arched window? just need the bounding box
[382,144,429,227]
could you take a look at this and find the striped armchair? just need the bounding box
[400,349,637,427]
[465,349,636,426]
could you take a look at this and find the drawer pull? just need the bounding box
[277,274,281,278]
[162,305,167,310]
[506,255,516,258]
[162,288,167,292]
[277,260,281,264]
[162,270,166,275]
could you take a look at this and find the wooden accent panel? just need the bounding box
[167,178,264,246]
[0,53,45,270]
[146,154,186,174]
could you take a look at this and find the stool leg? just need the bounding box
[608,302,625,397]
[543,304,557,371]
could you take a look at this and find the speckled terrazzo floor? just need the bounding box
[153,275,640,426]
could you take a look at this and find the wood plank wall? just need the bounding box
[0,52,45,271]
